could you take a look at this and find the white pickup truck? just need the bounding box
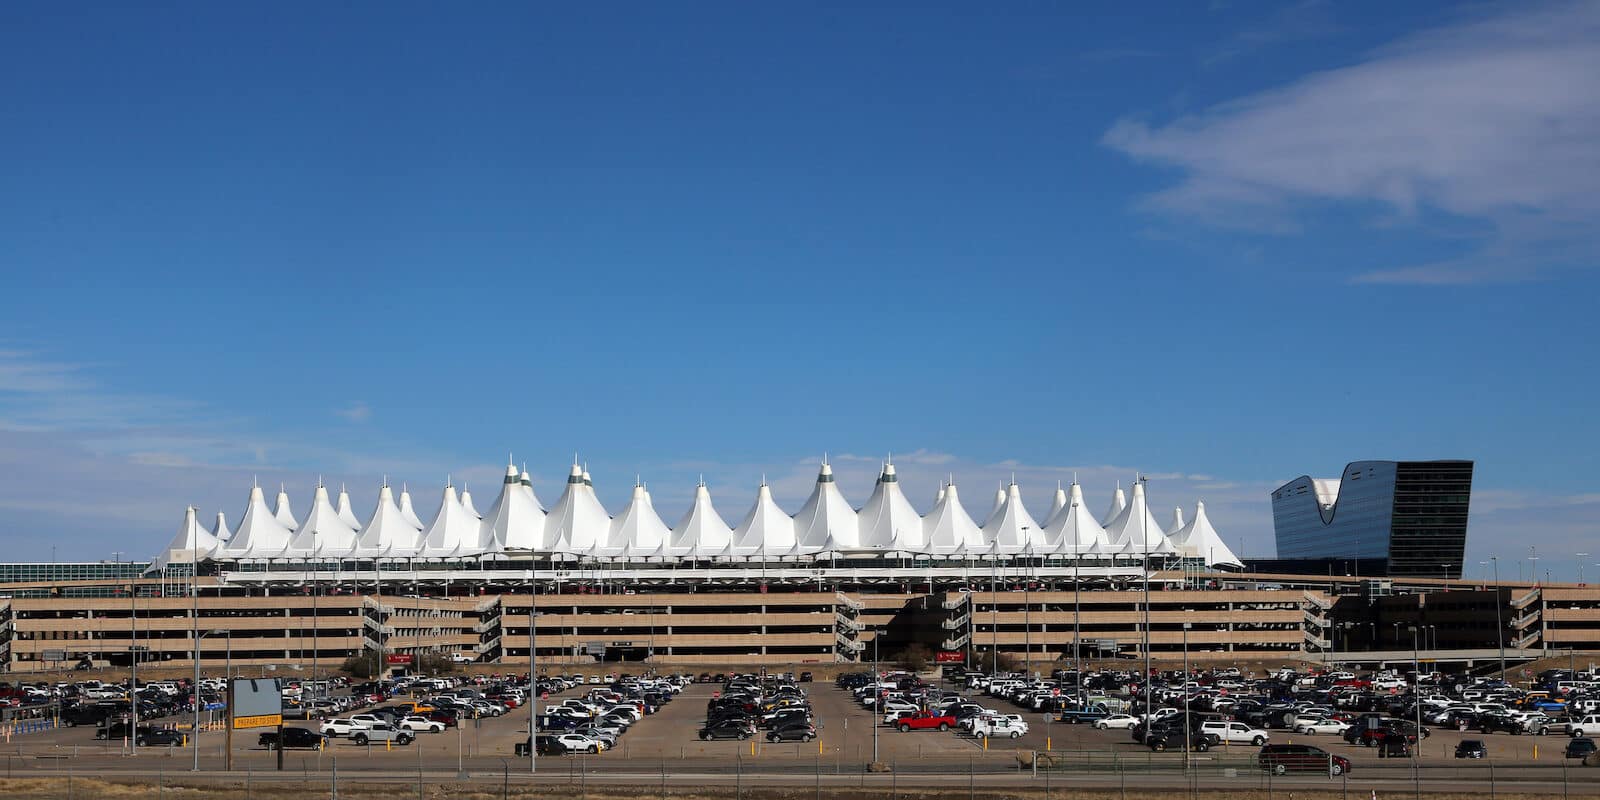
[1561,715,1600,737]
[1200,720,1271,745]
[972,716,1030,739]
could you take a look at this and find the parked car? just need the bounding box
[1095,714,1140,730]
[766,723,817,742]
[136,728,186,747]
[1201,720,1270,746]
[259,727,327,750]
[1456,740,1488,759]
[1258,744,1350,775]
[319,719,363,738]
[351,722,414,746]
[397,715,446,733]
[699,722,752,741]
[1567,738,1598,760]
[1294,718,1351,736]
[515,735,568,757]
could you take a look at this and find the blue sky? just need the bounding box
[2,1,1597,577]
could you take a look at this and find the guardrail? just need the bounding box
[941,613,970,631]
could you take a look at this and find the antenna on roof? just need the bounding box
[761,473,767,486]
[382,474,388,488]
[253,475,259,489]
[446,473,451,487]
[823,452,829,466]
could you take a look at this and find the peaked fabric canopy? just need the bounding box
[1044,485,1069,527]
[1167,507,1186,536]
[791,462,858,554]
[481,464,546,552]
[335,487,363,532]
[1102,481,1178,556]
[218,485,293,561]
[284,485,360,559]
[730,483,795,559]
[606,484,671,559]
[397,487,426,530]
[546,464,613,553]
[210,511,232,543]
[272,487,299,530]
[1101,484,1127,527]
[460,487,482,519]
[666,482,733,558]
[981,482,1043,555]
[352,484,413,559]
[148,506,221,573]
[418,484,480,559]
[1170,501,1243,568]
[1040,483,1113,556]
[922,482,984,556]
[857,462,926,552]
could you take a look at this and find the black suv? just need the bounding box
[1259,744,1351,775]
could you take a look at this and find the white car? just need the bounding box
[1200,720,1270,746]
[557,733,604,753]
[398,716,445,733]
[319,719,363,738]
[1095,714,1140,730]
[1294,718,1351,736]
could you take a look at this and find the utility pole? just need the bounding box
[130,554,139,756]
[529,581,537,774]
[1140,475,1151,720]
[1491,557,1505,682]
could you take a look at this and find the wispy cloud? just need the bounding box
[1203,0,1345,66]
[335,402,372,423]
[1104,1,1600,284]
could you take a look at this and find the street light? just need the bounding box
[1182,620,1192,771]
[1408,625,1422,800]
[1578,554,1590,585]
[1490,557,1505,682]
[193,628,227,771]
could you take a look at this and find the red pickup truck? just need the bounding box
[896,711,956,732]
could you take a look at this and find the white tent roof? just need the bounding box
[335,486,363,531]
[545,464,612,553]
[1101,481,1178,556]
[665,481,733,558]
[988,486,1005,521]
[1101,483,1127,526]
[218,484,293,561]
[148,506,221,573]
[791,461,858,555]
[397,486,426,530]
[481,464,547,552]
[730,482,795,558]
[1043,484,1069,528]
[1040,482,1114,556]
[211,510,232,543]
[1170,501,1242,568]
[272,486,299,530]
[981,481,1043,555]
[1167,507,1186,535]
[283,484,361,559]
[606,483,671,559]
[460,486,482,519]
[352,484,413,559]
[418,483,481,559]
[856,462,926,553]
[922,481,984,556]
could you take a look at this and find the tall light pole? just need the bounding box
[991,555,999,677]
[192,628,226,771]
[1072,508,1082,706]
[1022,534,1031,670]
[1139,475,1151,719]
[1409,625,1422,800]
[1181,620,1191,770]
[1578,554,1590,585]
[1491,557,1505,681]
[130,554,139,756]
[529,581,537,774]
[871,628,879,764]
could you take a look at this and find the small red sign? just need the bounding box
[935,651,964,664]
[386,654,414,665]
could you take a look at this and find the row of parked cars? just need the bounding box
[518,673,688,756]
[699,674,816,743]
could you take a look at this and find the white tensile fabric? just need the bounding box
[1170,501,1242,568]
[856,462,926,553]
[922,482,983,557]
[418,484,480,559]
[1167,507,1186,536]
[284,484,360,559]
[149,506,221,573]
[193,460,1227,563]
[988,486,1006,522]
[1101,483,1126,527]
[1102,481,1178,556]
[273,487,299,530]
[665,482,733,558]
[352,484,413,559]
[606,484,671,560]
[481,464,546,552]
[460,487,483,519]
[211,511,232,543]
[397,486,426,530]
[546,465,612,554]
[730,483,795,559]
[219,485,293,560]
[335,486,363,532]
[791,462,859,555]
[1040,482,1113,557]
[981,482,1043,555]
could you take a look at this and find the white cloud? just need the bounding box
[1104,1,1600,283]
[335,402,373,423]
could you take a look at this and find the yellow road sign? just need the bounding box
[233,714,283,730]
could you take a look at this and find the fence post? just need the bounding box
[332,756,339,800]
[1489,760,1495,800]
